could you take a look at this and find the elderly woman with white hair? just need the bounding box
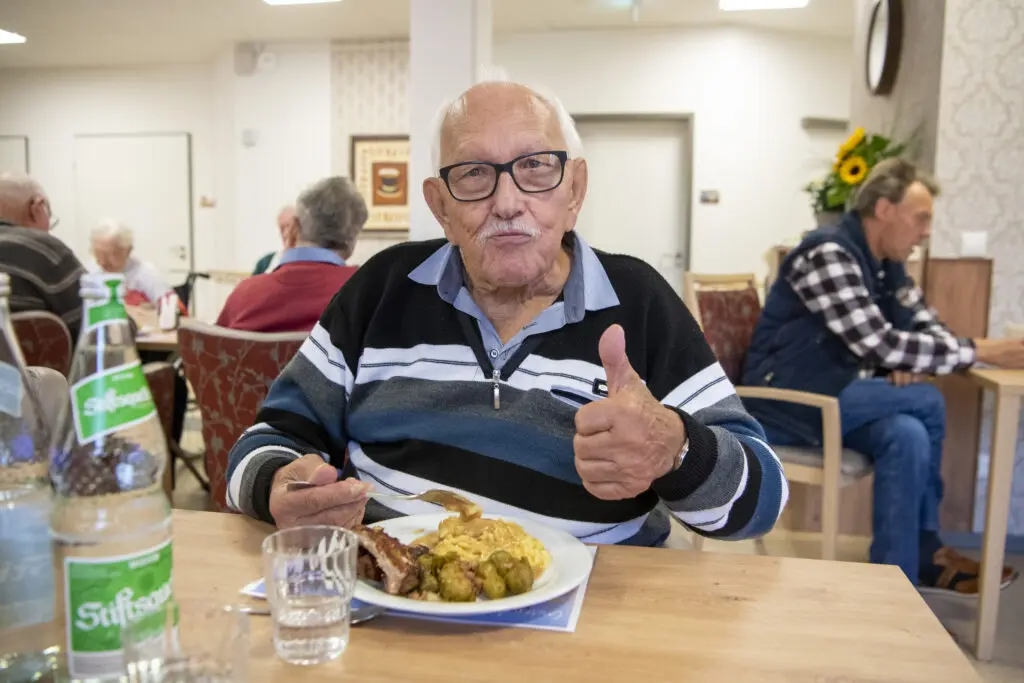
[88,219,172,307]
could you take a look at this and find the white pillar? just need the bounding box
[408,0,492,241]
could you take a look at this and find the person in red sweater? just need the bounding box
[217,176,367,333]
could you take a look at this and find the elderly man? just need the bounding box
[217,177,364,333]
[89,219,172,306]
[0,173,85,339]
[744,158,1024,594]
[226,81,787,548]
[252,205,298,276]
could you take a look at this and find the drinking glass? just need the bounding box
[121,598,250,682]
[261,525,359,666]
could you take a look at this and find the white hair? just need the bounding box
[428,66,585,173]
[0,172,46,207]
[91,219,134,250]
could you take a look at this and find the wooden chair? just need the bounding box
[683,272,872,561]
[12,311,73,377]
[177,320,307,511]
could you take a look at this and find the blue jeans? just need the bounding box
[764,378,945,583]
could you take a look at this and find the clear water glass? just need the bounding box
[261,525,358,666]
[120,599,250,683]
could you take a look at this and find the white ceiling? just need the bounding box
[0,0,855,69]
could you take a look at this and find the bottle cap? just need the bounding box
[80,272,125,301]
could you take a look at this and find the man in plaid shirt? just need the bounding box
[744,158,1024,595]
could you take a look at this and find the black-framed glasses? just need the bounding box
[439,150,568,202]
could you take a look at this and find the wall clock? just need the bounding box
[865,0,904,96]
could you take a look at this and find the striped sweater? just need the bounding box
[227,238,788,545]
[0,222,85,339]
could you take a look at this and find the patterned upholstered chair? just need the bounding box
[12,311,73,377]
[683,273,872,561]
[177,320,307,512]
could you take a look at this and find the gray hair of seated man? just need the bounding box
[294,176,368,256]
[854,157,941,219]
[0,172,47,219]
[91,218,134,250]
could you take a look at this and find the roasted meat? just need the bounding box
[352,525,425,595]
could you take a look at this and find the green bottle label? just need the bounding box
[70,361,157,443]
[64,541,173,679]
[85,277,128,330]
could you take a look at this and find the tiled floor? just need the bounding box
[170,449,1024,682]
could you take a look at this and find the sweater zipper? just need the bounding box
[492,368,501,411]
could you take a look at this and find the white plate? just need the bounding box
[354,513,594,616]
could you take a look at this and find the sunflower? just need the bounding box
[838,155,868,185]
[836,127,866,159]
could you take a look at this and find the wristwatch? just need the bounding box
[672,436,690,472]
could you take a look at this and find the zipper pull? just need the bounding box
[492,368,501,410]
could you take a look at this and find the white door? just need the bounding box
[574,118,690,294]
[0,136,28,174]
[73,134,192,285]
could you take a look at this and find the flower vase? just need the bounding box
[815,211,843,228]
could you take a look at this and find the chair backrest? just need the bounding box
[142,361,177,499]
[176,319,307,511]
[11,311,73,377]
[683,273,762,385]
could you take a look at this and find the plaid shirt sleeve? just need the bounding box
[786,242,976,374]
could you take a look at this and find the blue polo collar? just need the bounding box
[408,233,619,322]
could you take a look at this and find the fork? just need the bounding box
[284,482,476,511]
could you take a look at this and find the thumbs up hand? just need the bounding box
[573,325,688,501]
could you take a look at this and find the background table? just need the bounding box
[172,510,979,682]
[968,367,1024,660]
[135,330,178,352]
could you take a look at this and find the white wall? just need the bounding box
[332,28,853,278]
[497,28,852,278]
[0,65,218,267]
[0,41,334,321]
[226,41,334,270]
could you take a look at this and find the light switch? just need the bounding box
[960,231,988,257]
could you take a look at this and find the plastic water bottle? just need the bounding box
[50,274,173,681]
[0,273,61,681]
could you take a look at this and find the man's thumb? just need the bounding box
[309,462,339,486]
[598,324,640,394]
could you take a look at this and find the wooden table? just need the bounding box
[173,510,979,682]
[136,331,178,352]
[968,367,1024,660]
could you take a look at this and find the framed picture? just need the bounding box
[350,135,410,232]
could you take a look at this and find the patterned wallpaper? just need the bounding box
[331,40,411,264]
[934,0,1024,534]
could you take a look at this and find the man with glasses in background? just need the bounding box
[0,172,85,340]
[226,78,788,552]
